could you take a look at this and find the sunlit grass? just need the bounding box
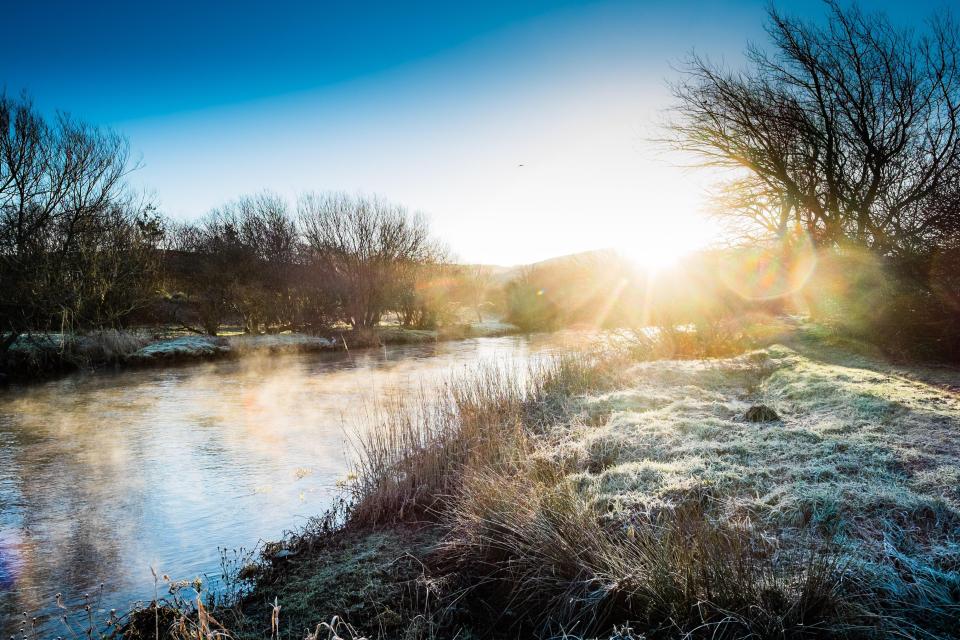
[336,333,960,637]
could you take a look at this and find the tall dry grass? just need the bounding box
[73,329,152,364]
[347,352,625,526]
[442,468,854,639]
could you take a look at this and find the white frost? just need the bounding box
[131,336,229,360]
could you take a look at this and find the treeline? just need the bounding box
[0,91,764,363]
[158,191,453,336]
[0,93,502,367]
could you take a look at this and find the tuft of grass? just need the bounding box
[441,465,853,639]
[73,329,153,364]
[347,367,526,526]
[347,352,626,527]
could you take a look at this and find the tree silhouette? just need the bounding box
[670,2,960,260]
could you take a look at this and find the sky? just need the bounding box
[2,0,950,265]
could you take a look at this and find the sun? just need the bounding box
[619,242,685,272]
[615,227,703,273]
[608,200,715,272]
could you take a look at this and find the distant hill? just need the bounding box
[456,248,628,284]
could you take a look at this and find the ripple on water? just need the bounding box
[0,333,576,635]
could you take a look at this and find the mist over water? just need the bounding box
[0,334,573,635]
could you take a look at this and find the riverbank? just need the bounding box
[0,321,522,385]
[220,326,960,640]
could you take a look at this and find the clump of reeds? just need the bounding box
[347,352,624,527]
[441,466,853,639]
[72,329,152,364]
[347,364,529,526]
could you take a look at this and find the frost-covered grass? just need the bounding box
[227,332,336,353]
[3,330,156,378]
[369,320,521,345]
[374,326,439,344]
[2,321,522,382]
[467,319,520,337]
[8,329,153,360]
[557,344,960,633]
[129,335,230,361]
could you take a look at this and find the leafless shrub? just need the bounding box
[299,192,446,329]
[0,93,162,361]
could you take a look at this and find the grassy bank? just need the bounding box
[136,324,941,640]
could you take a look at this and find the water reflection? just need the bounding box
[0,335,568,634]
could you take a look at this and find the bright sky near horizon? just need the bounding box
[2,0,949,265]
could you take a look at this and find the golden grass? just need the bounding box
[347,352,626,526]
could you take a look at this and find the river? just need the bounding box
[0,334,572,635]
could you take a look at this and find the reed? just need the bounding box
[347,352,624,527]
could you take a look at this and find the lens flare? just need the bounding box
[718,230,817,300]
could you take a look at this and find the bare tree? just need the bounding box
[0,92,156,353]
[172,192,299,334]
[670,2,960,259]
[455,265,498,323]
[161,193,343,336]
[68,198,164,328]
[298,193,444,328]
[230,192,300,331]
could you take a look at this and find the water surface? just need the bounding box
[0,335,569,634]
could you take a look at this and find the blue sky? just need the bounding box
[2,0,950,264]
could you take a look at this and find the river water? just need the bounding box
[0,334,572,635]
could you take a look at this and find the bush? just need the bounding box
[505,271,562,331]
[810,249,960,362]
